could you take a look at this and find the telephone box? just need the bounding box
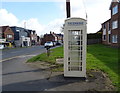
[63,17,87,77]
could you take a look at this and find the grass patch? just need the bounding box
[27,44,119,90]
[27,46,64,64]
[87,44,119,90]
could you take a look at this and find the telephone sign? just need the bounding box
[67,22,84,26]
[63,18,87,77]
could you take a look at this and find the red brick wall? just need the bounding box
[4,27,14,41]
[102,20,111,45]
[110,2,120,47]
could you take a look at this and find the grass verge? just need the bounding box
[27,44,119,91]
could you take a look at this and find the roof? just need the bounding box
[109,0,119,9]
[65,17,86,22]
[112,0,119,2]
[0,26,9,33]
[101,19,111,25]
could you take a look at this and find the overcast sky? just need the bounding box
[0,0,112,36]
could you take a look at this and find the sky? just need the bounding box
[0,0,112,36]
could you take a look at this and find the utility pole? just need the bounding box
[66,0,71,18]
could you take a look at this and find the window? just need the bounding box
[7,35,12,38]
[112,35,118,43]
[103,35,106,41]
[112,5,118,15]
[112,20,118,29]
[16,30,20,32]
[108,34,111,43]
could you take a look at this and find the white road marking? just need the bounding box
[0,55,36,62]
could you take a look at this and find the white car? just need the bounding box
[0,44,4,49]
[44,41,54,48]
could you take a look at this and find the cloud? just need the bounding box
[0,8,64,36]
[59,0,111,33]
[21,18,45,35]
[0,9,19,26]
[44,18,64,34]
[0,0,112,35]
[0,9,44,35]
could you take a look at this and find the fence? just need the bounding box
[87,39,102,45]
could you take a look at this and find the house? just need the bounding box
[56,33,63,43]
[102,0,120,47]
[10,26,31,47]
[41,32,63,45]
[27,30,37,46]
[41,32,58,45]
[37,36,41,45]
[0,26,14,47]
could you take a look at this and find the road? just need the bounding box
[1,46,110,92]
[1,46,46,61]
[2,46,50,91]
[2,46,78,91]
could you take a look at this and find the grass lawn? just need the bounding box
[27,44,119,91]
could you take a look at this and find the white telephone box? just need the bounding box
[63,17,87,77]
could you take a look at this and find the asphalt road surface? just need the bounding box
[1,46,113,92]
[1,46,50,91]
[2,46,77,92]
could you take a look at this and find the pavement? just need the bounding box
[1,46,115,92]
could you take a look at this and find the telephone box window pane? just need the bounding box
[69,41,80,45]
[70,62,79,67]
[71,67,79,71]
[69,46,81,50]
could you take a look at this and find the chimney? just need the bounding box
[66,0,71,18]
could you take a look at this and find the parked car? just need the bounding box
[0,44,4,49]
[56,42,62,46]
[44,41,54,48]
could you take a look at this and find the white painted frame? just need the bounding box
[63,17,87,77]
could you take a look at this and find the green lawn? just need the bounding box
[27,44,119,90]
[27,46,64,64]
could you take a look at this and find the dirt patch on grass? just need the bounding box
[27,61,116,91]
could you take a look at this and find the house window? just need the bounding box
[112,35,118,43]
[108,34,111,43]
[103,35,106,41]
[112,20,118,29]
[112,5,118,15]
[7,35,12,38]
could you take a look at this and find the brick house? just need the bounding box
[56,33,63,43]
[0,26,14,46]
[37,36,41,45]
[102,0,120,47]
[41,32,58,45]
[27,30,37,45]
[41,32,63,45]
